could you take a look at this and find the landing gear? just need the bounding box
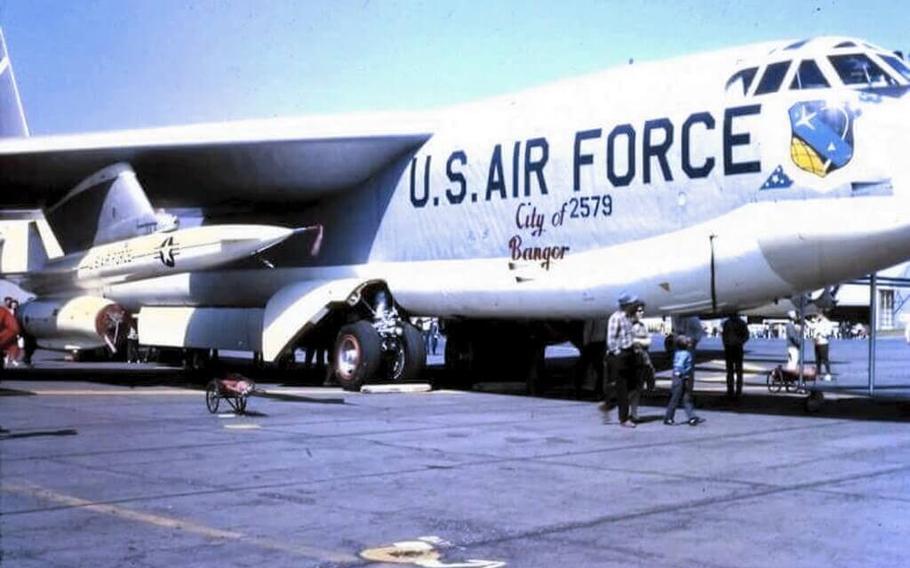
[330,288,426,391]
[389,322,426,382]
[333,321,381,391]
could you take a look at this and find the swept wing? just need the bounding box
[0,114,433,209]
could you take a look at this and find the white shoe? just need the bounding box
[823,374,832,381]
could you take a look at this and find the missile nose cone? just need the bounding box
[253,226,296,252]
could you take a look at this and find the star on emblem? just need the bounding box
[157,236,177,268]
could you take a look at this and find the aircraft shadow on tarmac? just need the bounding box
[0,428,78,440]
[465,350,910,424]
[7,349,910,422]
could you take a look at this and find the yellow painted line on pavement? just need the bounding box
[1,482,357,564]
[27,389,202,396]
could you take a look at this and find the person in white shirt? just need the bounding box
[812,313,833,381]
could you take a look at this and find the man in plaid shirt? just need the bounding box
[606,292,641,428]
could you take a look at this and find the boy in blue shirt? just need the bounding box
[664,335,705,426]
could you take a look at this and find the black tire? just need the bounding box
[389,322,426,382]
[333,321,382,391]
[205,381,220,413]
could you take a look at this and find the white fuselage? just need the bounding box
[102,42,910,319]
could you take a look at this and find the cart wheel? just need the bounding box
[805,391,824,413]
[767,370,782,393]
[205,380,220,413]
[785,380,796,393]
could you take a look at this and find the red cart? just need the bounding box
[205,374,256,414]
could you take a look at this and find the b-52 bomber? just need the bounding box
[2,30,910,391]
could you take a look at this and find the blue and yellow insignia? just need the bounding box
[788,101,857,177]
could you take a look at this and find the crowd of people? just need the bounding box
[597,293,847,428]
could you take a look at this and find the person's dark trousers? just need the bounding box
[576,343,606,398]
[608,349,635,423]
[815,344,830,375]
[665,375,695,422]
[23,334,36,365]
[127,340,139,364]
[724,344,744,397]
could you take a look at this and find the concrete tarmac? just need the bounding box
[2,337,910,567]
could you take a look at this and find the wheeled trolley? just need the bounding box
[205,374,256,414]
[766,365,817,394]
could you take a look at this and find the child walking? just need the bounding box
[664,335,705,426]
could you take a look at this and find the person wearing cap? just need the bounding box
[606,293,642,428]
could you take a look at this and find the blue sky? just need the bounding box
[1,0,907,134]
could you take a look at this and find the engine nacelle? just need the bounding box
[19,296,131,352]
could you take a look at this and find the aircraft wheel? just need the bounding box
[333,321,381,392]
[205,381,220,413]
[388,322,426,382]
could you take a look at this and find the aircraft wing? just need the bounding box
[0,113,434,210]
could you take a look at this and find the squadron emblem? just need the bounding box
[788,101,857,177]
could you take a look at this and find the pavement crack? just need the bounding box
[451,462,910,551]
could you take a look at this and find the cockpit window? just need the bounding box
[828,53,898,86]
[881,54,910,81]
[785,39,809,50]
[835,41,857,48]
[725,67,758,95]
[754,61,791,95]
[790,59,830,90]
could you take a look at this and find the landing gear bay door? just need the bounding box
[262,278,376,362]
